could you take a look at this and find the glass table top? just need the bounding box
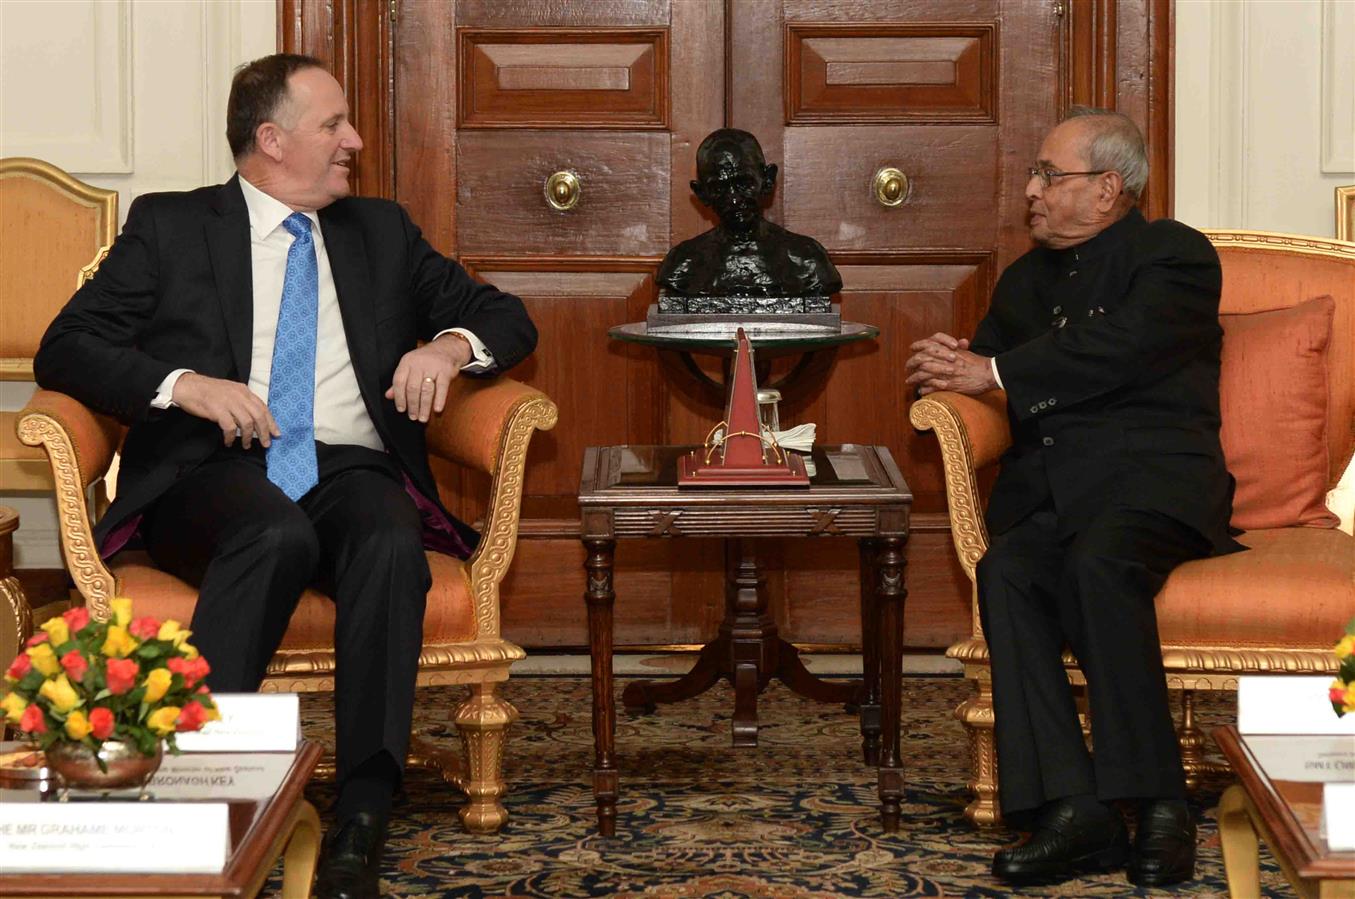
[609,320,878,352]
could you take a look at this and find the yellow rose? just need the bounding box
[64,709,92,740]
[40,617,70,647]
[1335,634,1355,660]
[101,625,137,658]
[110,597,133,627]
[38,674,81,713]
[143,667,173,704]
[157,620,191,646]
[1345,683,1355,714]
[1,691,27,723]
[180,642,200,660]
[146,706,180,736]
[26,642,60,677]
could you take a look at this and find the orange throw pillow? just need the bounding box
[1219,294,1338,530]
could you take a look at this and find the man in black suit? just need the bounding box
[906,107,1237,888]
[35,54,536,899]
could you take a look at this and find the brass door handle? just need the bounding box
[544,171,581,211]
[872,167,909,207]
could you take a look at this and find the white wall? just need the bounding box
[1175,0,1355,236]
[0,0,275,567]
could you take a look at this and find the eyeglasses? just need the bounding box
[1027,166,1109,188]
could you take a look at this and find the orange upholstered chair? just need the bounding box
[15,377,557,832]
[910,231,1355,826]
[0,158,116,495]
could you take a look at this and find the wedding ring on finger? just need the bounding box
[421,376,435,389]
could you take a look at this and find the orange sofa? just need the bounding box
[910,230,1355,826]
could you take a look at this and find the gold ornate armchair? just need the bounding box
[911,231,1355,826]
[15,377,557,832]
[0,158,115,494]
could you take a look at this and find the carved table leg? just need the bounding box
[1218,784,1262,899]
[622,639,722,713]
[857,538,881,766]
[875,535,906,832]
[584,538,618,836]
[727,539,774,748]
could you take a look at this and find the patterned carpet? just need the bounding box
[287,674,1289,898]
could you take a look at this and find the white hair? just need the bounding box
[1063,106,1149,200]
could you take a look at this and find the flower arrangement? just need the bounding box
[1,599,220,761]
[1331,616,1355,718]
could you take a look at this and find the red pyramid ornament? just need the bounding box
[678,328,810,487]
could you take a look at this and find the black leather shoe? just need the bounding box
[993,798,1129,885]
[315,812,386,899]
[1128,800,1196,886]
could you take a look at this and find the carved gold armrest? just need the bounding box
[16,390,125,617]
[425,377,558,639]
[908,390,1010,583]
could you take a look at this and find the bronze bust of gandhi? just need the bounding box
[657,129,842,306]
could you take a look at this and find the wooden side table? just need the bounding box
[1214,725,1355,898]
[0,741,322,898]
[579,444,912,836]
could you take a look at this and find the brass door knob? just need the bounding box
[545,171,581,211]
[872,167,909,207]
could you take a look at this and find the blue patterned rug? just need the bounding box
[284,674,1287,897]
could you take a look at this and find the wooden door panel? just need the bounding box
[454,0,670,28]
[458,28,670,130]
[456,132,671,256]
[783,127,999,251]
[777,258,992,515]
[464,265,660,514]
[785,23,999,124]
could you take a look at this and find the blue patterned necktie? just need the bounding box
[265,213,319,501]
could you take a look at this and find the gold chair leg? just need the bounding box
[956,674,1001,827]
[1178,688,1209,792]
[454,680,518,834]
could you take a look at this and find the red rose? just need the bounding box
[128,616,161,640]
[89,707,115,740]
[25,632,48,647]
[61,607,91,634]
[105,657,140,695]
[1332,685,1347,704]
[19,703,46,734]
[5,653,31,681]
[176,700,209,732]
[60,650,89,682]
[168,655,211,688]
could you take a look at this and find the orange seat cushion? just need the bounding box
[1218,295,1338,529]
[111,549,476,651]
[1156,527,1354,648]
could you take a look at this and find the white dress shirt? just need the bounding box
[153,176,493,449]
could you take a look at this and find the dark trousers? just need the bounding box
[142,442,430,785]
[976,502,1211,818]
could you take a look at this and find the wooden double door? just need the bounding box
[284,0,1172,650]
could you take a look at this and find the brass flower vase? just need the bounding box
[45,739,163,800]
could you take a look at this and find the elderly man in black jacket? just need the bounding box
[35,54,536,899]
[906,107,1237,888]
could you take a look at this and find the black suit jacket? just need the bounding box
[970,209,1238,554]
[34,176,537,554]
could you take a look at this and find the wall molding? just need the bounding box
[202,0,244,185]
[1208,0,1246,229]
[1321,0,1355,174]
[1,0,133,172]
